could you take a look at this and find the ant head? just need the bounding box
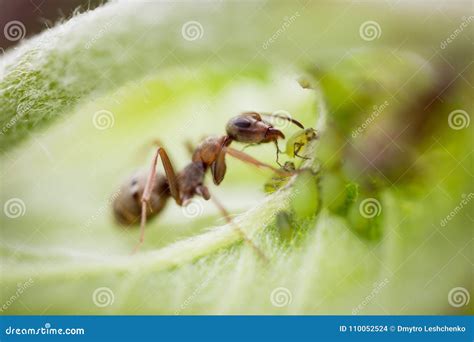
[226,112,285,144]
[112,170,169,225]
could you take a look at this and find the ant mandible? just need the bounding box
[112,111,305,257]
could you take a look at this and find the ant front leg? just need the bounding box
[134,147,182,253]
[293,142,310,160]
[274,141,284,167]
[209,191,268,263]
[224,147,296,177]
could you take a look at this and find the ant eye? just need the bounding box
[234,119,251,128]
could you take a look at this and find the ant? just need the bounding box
[112,111,305,258]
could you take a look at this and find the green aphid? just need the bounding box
[285,128,319,159]
[264,161,296,193]
[275,211,294,241]
[264,128,319,194]
[343,182,359,213]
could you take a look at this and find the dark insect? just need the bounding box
[112,111,304,257]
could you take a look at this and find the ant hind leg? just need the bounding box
[133,146,182,254]
[209,191,268,263]
[225,147,295,177]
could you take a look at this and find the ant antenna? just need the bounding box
[259,112,305,129]
[274,141,283,167]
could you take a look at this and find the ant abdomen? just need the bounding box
[112,169,170,226]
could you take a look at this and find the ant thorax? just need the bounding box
[177,161,207,202]
[192,135,230,165]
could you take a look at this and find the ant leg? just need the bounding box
[133,147,182,253]
[274,141,283,167]
[209,191,268,263]
[294,151,310,160]
[224,147,296,177]
[153,148,182,205]
[241,143,258,151]
[150,138,164,147]
[293,143,310,160]
[128,139,166,164]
